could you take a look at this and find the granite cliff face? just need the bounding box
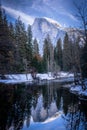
[31,17,82,54]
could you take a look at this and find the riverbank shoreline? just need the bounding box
[0,72,74,84]
[0,73,87,100]
[70,83,87,101]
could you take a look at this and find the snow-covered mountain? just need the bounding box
[31,17,83,55]
[32,17,66,54]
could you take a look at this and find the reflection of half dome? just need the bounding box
[31,106,38,122]
[31,94,58,122]
[48,101,58,117]
[40,107,47,121]
[31,94,44,122]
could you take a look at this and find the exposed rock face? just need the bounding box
[32,17,83,55]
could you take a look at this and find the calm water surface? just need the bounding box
[0,81,87,130]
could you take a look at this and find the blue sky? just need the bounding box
[2,0,82,27]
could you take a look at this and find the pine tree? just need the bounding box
[8,22,16,72]
[33,38,39,56]
[43,36,50,72]
[54,38,63,70]
[26,25,33,69]
[49,42,54,73]
[15,17,27,72]
[32,38,43,72]
[43,35,54,73]
[0,6,14,74]
[63,33,72,71]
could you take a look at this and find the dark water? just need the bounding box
[0,81,87,130]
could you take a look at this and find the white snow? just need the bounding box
[57,72,74,78]
[37,72,74,81]
[0,74,33,84]
[6,74,33,80]
[70,85,82,94]
[0,72,74,84]
[70,84,87,98]
[36,73,54,80]
[44,17,62,28]
[80,90,87,96]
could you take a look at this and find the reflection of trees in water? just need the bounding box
[31,82,63,122]
[0,84,36,130]
[0,84,14,130]
[62,89,74,115]
[64,102,87,130]
[42,82,62,110]
[62,89,87,130]
[9,84,32,130]
[0,83,87,130]
[31,83,79,123]
[45,83,87,130]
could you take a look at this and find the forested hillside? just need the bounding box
[0,5,87,78]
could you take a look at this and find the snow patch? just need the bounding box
[70,85,82,93]
[0,74,33,84]
[36,73,54,81]
[70,84,87,99]
[44,17,62,28]
[0,72,74,84]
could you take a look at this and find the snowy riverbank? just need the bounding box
[0,72,74,84]
[70,81,87,100]
[70,85,87,96]
[0,72,87,99]
[0,74,33,84]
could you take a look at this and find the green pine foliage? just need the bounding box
[63,33,72,71]
[33,38,39,56]
[27,25,33,65]
[54,38,63,70]
[15,17,27,72]
[0,6,14,74]
[43,35,51,72]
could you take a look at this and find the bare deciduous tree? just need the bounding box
[74,0,87,43]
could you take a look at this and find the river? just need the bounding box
[0,81,87,130]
